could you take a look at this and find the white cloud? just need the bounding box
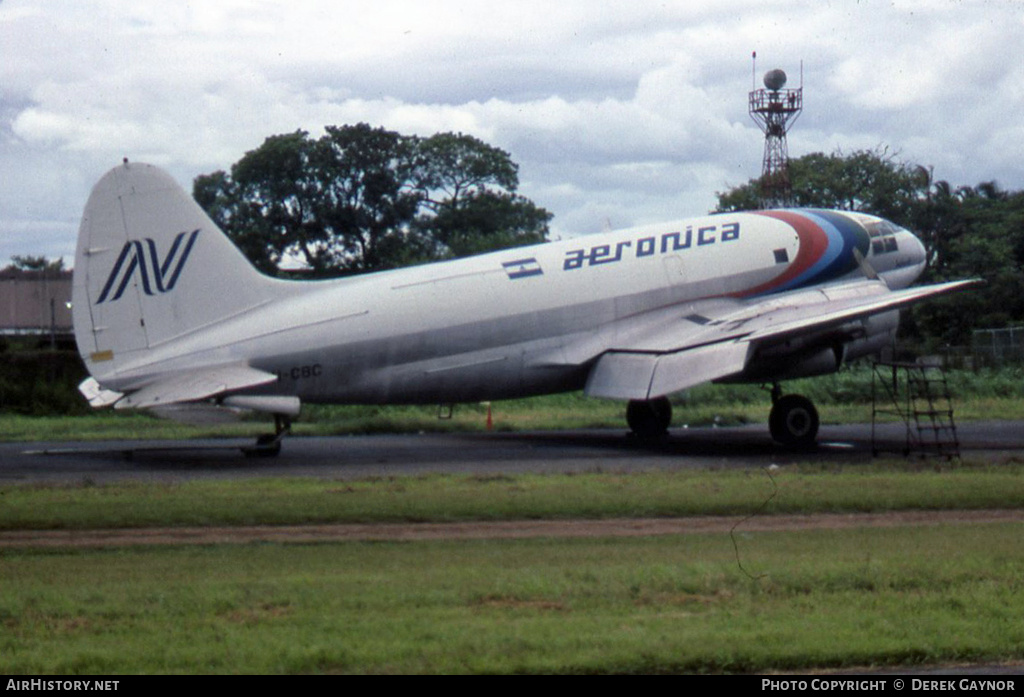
[1,0,1023,264]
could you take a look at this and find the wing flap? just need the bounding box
[586,341,750,400]
[649,341,751,398]
[114,364,278,410]
[584,352,658,400]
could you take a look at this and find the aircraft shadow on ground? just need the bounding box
[33,427,888,471]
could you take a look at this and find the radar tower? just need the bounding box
[748,55,803,208]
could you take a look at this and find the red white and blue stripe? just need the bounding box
[743,209,871,297]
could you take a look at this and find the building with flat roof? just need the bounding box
[0,269,73,340]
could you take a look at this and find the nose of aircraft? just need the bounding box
[879,225,928,289]
[904,227,928,276]
[847,211,929,289]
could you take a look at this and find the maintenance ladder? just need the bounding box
[871,361,960,459]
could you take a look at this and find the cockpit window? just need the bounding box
[865,220,899,238]
[865,220,900,255]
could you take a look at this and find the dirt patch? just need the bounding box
[2,509,1021,548]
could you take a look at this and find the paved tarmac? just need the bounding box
[2,420,1022,484]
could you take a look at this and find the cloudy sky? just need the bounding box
[2,0,1022,265]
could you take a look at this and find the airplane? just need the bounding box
[72,161,974,455]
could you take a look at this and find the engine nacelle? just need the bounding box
[727,310,900,383]
[841,310,900,362]
[734,345,840,382]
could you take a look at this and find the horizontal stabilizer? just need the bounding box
[114,364,278,410]
[222,395,301,416]
[148,396,301,424]
[148,403,251,425]
[78,377,124,408]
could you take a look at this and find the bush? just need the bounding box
[0,347,90,415]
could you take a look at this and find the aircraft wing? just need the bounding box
[97,364,279,410]
[584,278,977,401]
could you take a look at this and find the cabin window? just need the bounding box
[773,248,789,264]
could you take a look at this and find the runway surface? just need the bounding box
[3,420,1022,484]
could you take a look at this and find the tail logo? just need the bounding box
[96,229,200,303]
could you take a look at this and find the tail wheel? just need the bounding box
[242,415,291,458]
[246,433,283,458]
[626,397,672,438]
[769,394,819,447]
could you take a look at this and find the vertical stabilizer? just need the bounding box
[72,162,284,382]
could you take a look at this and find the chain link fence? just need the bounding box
[940,327,1024,369]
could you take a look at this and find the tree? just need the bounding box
[424,190,551,258]
[412,132,548,257]
[5,256,65,273]
[911,184,1024,345]
[716,148,927,224]
[194,125,551,277]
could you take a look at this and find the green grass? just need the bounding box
[3,364,1024,673]
[2,467,1023,673]
[2,465,1023,530]
[3,524,1023,674]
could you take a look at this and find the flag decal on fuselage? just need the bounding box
[502,258,544,280]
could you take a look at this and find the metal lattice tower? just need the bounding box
[748,60,803,208]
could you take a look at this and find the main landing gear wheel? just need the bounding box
[626,397,672,438]
[769,393,819,448]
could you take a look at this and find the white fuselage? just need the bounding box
[96,209,926,405]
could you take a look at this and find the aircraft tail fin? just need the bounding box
[72,162,287,382]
